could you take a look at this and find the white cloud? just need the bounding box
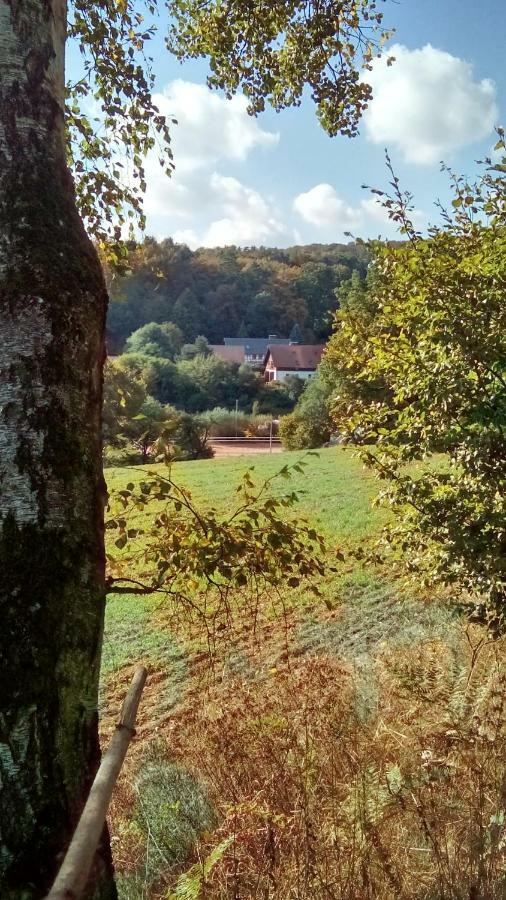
[171,228,201,247]
[363,44,498,165]
[293,184,362,231]
[138,80,285,246]
[173,174,285,248]
[143,164,286,247]
[153,80,279,173]
[360,196,391,225]
[143,165,195,220]
[293,183,426,239]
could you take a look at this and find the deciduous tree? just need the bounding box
[0,0,114,892]
[327,142,506,627]
[0,0,392,892]
[124,321,183,360]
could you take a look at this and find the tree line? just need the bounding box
[6,0,505,888]
[106,238,371,351]
[104,331,305,464]
[288,143,506,629]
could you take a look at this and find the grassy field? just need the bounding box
[101,447,452,729]
[102,449,381,727]
[101,448,460,900]
[103,448,384,686]
[105,446,384,543]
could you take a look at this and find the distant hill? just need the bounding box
[106,238,372,352]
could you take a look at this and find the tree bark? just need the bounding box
[0,0,114,895]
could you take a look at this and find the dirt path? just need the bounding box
[210,439,283,457]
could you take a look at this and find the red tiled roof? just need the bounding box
[264,344,325,371]
[210,345,245,364]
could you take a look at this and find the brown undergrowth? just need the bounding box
[107,623,506,899]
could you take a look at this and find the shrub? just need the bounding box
[255,382,296,415]
[278,369,336,450]
[198,407,276,439]
[111,756,217,897]
[198,407,250,438]
[171,413,214,460]
[244,415,275,438]
[103,441,143,468]
[124,322,183,360]
[326,145,506,627]
[278,411,328,449]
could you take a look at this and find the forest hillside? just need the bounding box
[106,238,371,350]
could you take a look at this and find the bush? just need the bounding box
[198,407,251,438]
[326,144,506,626]
[112,756,217,896]
[255,382,296,415]
[244,415,276,438]
[117,353,194,407]
[103,441,143,468]
[180,335,212,360]
[278,369,336,449]
[171,413,214,460]
[278,410,329,450]
[198,407,275,439]
[124,321,183,360]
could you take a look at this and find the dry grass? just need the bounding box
[108,628,506,899]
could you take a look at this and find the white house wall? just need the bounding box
[272,369,315,382]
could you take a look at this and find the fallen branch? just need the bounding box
[46,666,147,900]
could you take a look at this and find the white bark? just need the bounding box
[0,300,55,525]
[0,0,72,528]
[0,0,112,893]
[0,0,66,161]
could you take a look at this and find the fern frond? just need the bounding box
[166,836,234,900]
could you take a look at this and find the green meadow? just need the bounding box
[102,447,453,705]
[103,448,466,900]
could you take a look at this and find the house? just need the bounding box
[263,344,325,382]
[223,335,288,366]
[209,345,246,364]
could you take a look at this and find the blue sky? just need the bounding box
[70,0,506,248]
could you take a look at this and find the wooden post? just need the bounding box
[46,666,147,900]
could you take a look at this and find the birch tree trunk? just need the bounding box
[0,0,114,895]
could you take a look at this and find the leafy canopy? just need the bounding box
[167,0,392,137]
[106,240,370,348]
[326,135,506,628]
[124,321,184,359]
[279,364,338,450]
[106,454,337,643]
[67,0,392,251]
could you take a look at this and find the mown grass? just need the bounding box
[105,446,385,544]
[102,447,451,706]
[103,449,384,682]
[102,448,385,724]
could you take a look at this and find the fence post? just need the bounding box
[46,665,147,900]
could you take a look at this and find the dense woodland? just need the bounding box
[103,253,374,461]
[103,244,375,462]
[106,238,371,351]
